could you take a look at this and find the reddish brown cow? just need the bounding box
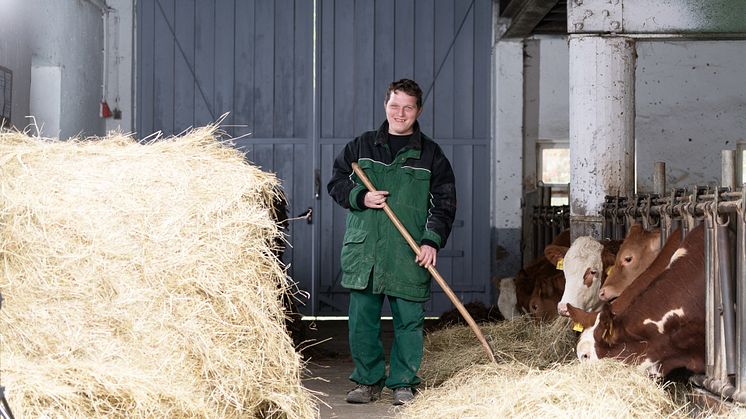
[528,272,565,322]
[599,226,683,302]
[568,223,705,377]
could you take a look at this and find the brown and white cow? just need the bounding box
[599,226,682,302]
[544,237,619,317]
[567,223,705,377]
[497,230,571,319]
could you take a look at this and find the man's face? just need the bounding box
[385,90,421,135]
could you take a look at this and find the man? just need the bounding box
[327,79,457,406]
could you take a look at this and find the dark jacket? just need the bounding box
[327,120,456,301]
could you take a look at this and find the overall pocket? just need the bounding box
[340,228,368,276]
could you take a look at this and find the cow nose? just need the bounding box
[598,288,607,300]
[580,352,590,361]
[557,302,568,317]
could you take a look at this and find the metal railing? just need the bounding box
[600,155,746,403]
[532,185,570,257]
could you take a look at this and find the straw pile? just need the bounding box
[401,360,691,419]
[420,315,577,386]
[0,127,317,418]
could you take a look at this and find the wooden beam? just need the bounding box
[500,0,560,39]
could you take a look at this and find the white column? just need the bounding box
[491,40,524,278]
[569,36,636,240]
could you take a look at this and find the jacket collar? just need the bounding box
[374,120,423,150]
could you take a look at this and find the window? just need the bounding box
[537,140,570,206]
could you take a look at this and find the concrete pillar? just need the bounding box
[569,36,636,240]
[491,40,524,281]
[722,150,736,190]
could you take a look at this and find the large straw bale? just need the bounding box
[420,316,576,386]
[401,360,690,419]
[0,128,317,418]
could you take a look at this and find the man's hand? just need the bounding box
[364,190,389,208]
[416,244,437,269]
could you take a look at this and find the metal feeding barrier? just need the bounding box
[532,185,570,258]
[600,154,746,403]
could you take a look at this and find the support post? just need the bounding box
[737,191,746,401]
[722,150,736,191]
[568,36,636,240]
[653,162,666,196]
[491,40,524,280]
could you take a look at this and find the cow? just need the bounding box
[599,226,682,302]
[496,230,570,320]
[567,223,705,377]
[544,237,620,317]
[527,271,565,322]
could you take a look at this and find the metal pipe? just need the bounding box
[717,218,737,376]
[704,214,715,377]
[737,194,746,395]
[722,150,736,191]
[653,162,666,196]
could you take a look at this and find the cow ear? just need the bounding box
[544,245,569,266]
[601,249,616,269]
[566,303,597,329]
[598,304,616,343]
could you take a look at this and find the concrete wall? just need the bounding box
[0,0,134,138]
[636,40,746,192]
[524,36,746,198]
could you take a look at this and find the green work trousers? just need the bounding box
[348,281,425,389]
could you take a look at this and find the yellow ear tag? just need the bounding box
[572,322,584,332]
[606,266,614,276]
[556,258,564,271]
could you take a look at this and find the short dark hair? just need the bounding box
[385,79,423,109]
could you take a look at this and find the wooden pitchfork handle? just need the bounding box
[351,162,496,363]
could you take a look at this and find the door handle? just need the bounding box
[314,169,321,199]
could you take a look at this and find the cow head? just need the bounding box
[547,237,615,317]
[599,225,661,301]
[528,272,565,322]
[568,302,641,364]
[566,303,600,362]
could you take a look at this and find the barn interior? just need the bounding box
[2,0,746,417]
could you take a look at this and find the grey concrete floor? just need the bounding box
[299,319,417,419]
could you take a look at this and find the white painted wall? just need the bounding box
[523,36,746,198]
[535,37,569,141]
[636,40,746,192]
[0,0,135,138]
[30,65,62,135]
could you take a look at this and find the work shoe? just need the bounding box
[345,383,382,404]
[392,387,415,405]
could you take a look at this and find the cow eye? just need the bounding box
[624,256,633,263]
[590,269,598,275]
